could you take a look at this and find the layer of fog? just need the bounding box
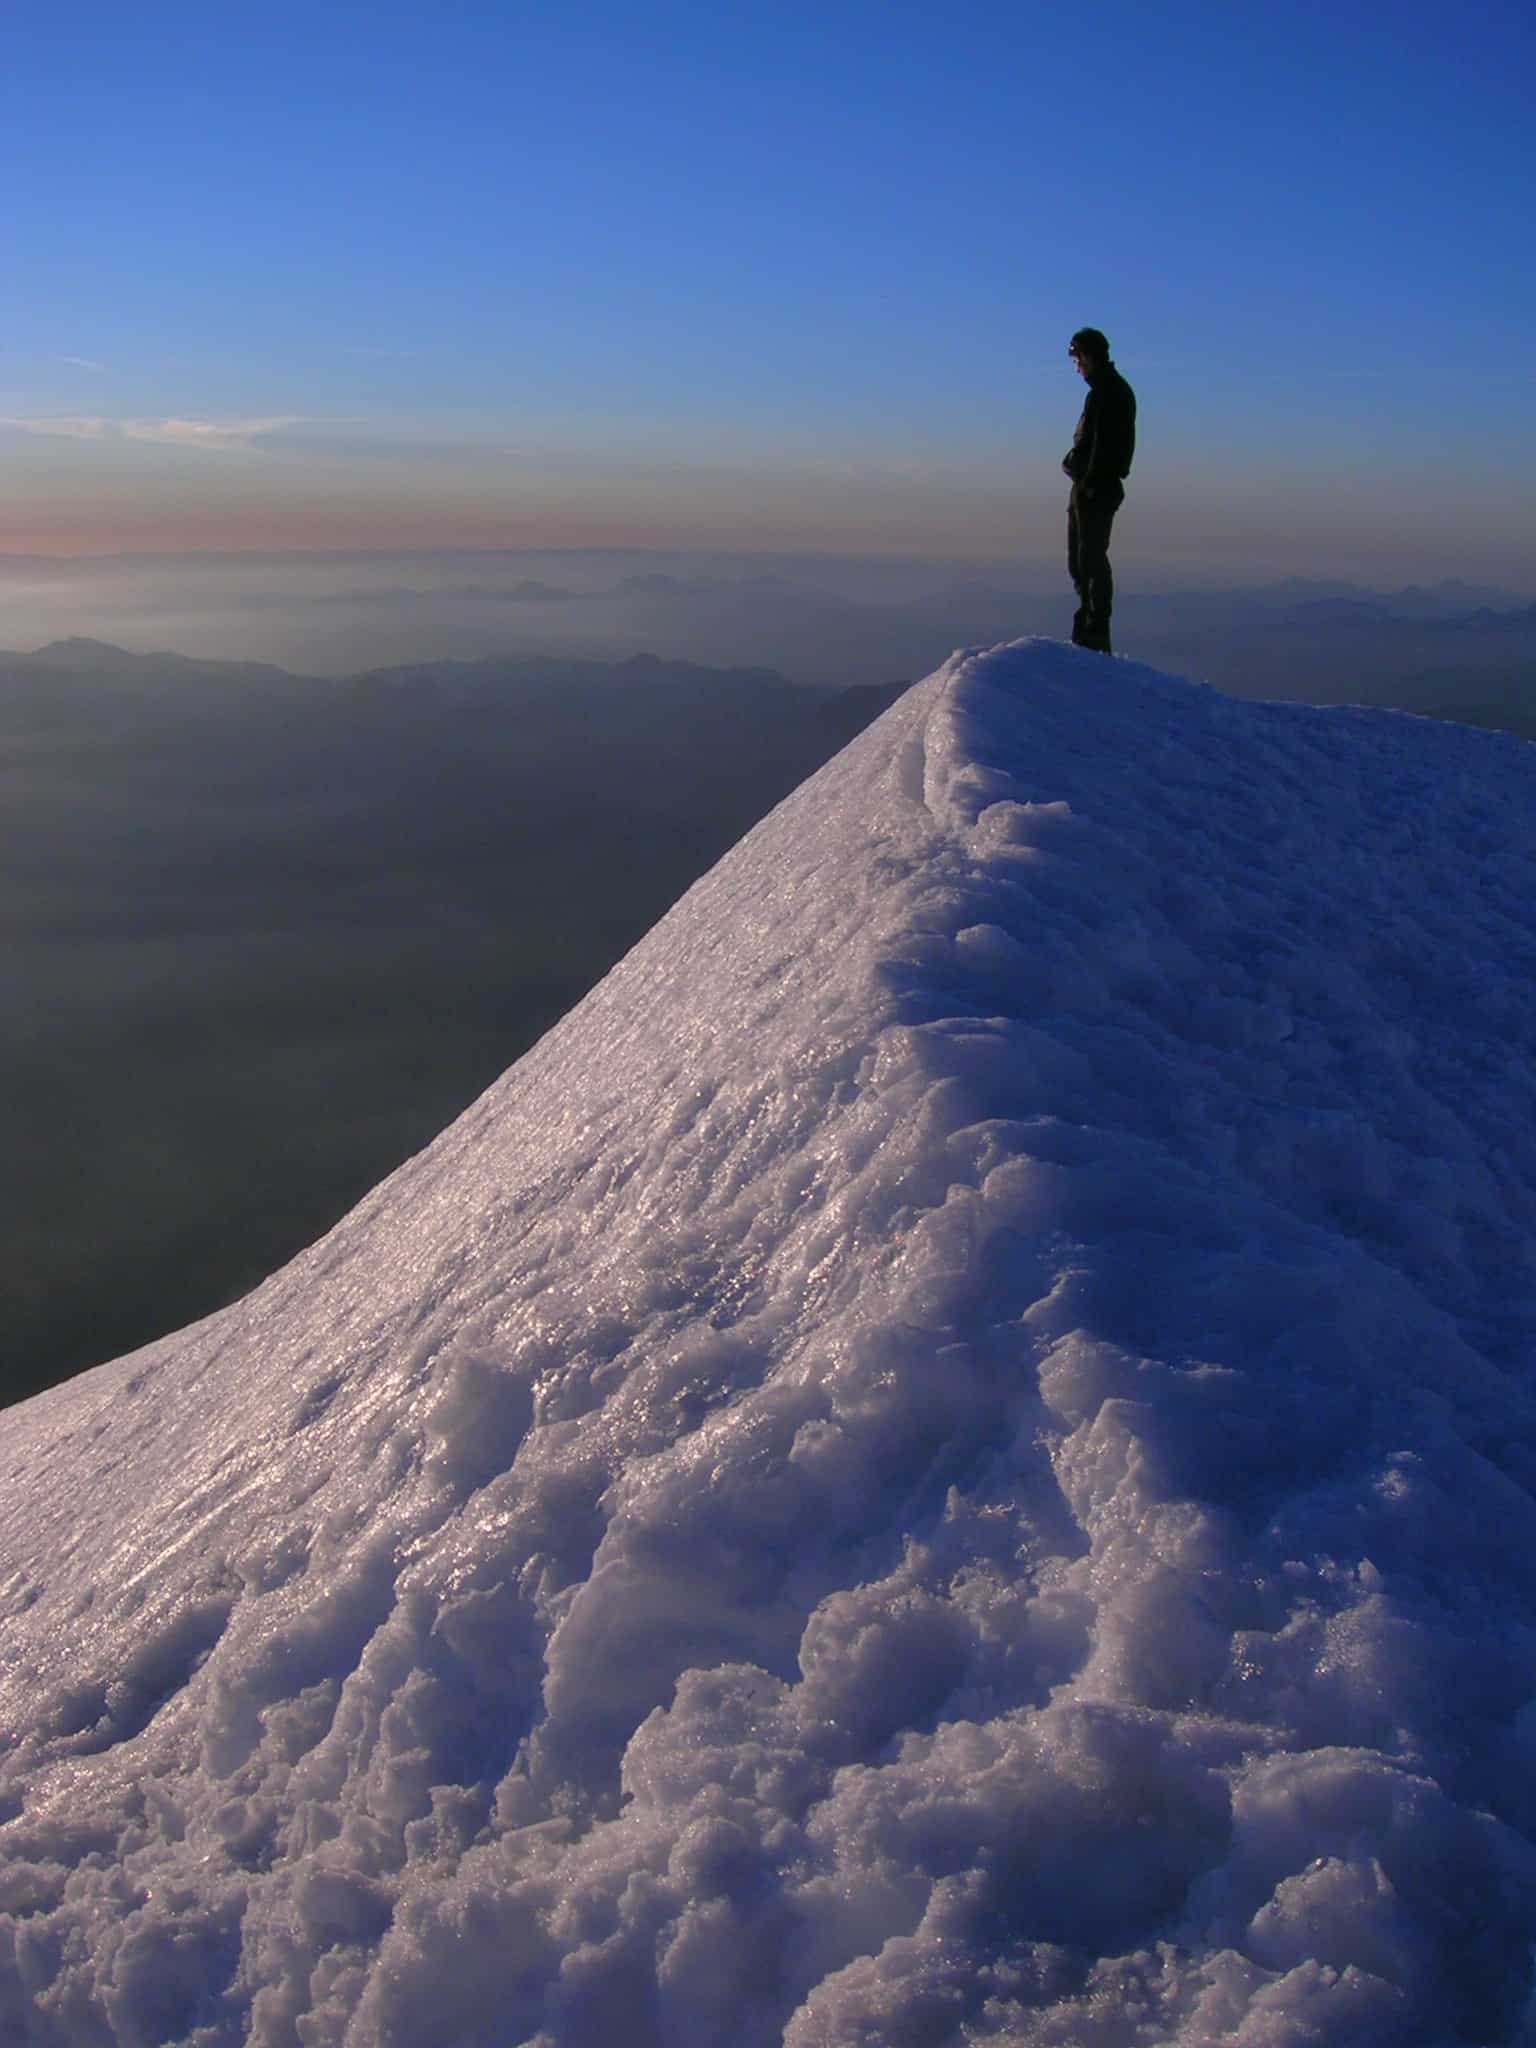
[0,550,1051,681]
[3,548,1533,710]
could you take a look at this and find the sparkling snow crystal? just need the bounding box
[5,638,1536,2045]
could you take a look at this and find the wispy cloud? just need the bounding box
[57,355,107,374]
[142,416,306,450]
[4,414,306,450]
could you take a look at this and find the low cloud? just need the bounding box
[140,417,306,450]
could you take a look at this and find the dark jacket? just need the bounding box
[1063,362,1136,497]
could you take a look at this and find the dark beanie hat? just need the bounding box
[1070,327,1111,361]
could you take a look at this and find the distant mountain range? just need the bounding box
[3,554,1533,696]
[327,576,1536,717]
[10,571,1536,727]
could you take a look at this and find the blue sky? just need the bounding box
[4,0,1533,583]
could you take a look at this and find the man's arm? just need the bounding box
[1083,380,1134,487]
[1063,395,1092,480]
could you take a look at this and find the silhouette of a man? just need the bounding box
[1062,328,1136,655]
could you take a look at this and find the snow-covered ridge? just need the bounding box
[5,638,1536,2045]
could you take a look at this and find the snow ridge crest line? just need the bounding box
[4,639,1536,2043]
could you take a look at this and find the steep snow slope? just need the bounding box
[5,639,1536,2046]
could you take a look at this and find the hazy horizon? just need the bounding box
[2,544,1532,682]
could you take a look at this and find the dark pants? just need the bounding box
[1067,481,1122,654]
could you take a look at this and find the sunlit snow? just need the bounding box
[5,638,1536,2045]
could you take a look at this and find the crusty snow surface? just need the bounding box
[5,640,1536,2047]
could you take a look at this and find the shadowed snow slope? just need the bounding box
[6,638,1536,2046]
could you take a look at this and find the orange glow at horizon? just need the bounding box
[0,489,1054,564]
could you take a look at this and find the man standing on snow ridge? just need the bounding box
[1062,327,1136,655]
